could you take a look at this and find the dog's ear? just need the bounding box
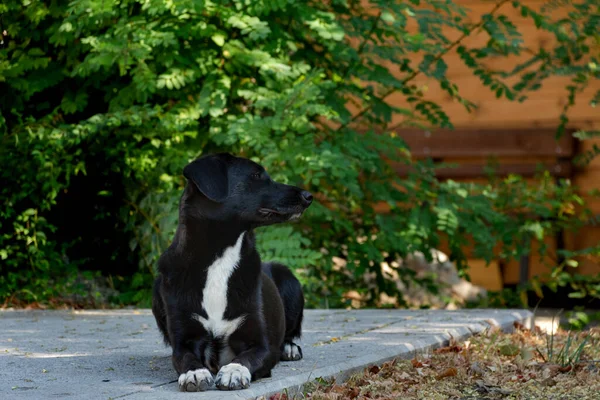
[183,155,229,203]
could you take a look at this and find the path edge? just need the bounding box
[251,309,534,400]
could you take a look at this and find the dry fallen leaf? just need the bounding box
[436,367,457,380]
[330,384,346,394]
[346,387,360,399]
[542,377,557,387]
[542,364,561,379]
[434,345,463,354]
[513,321,528,331]
[470,361,486,376]
[368,365,380,375]
[398,372,411,380]
[558,365,572,373]
[475,380,513,395]
[411,358,423,368]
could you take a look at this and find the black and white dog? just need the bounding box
[152,153,311,391]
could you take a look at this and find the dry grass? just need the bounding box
[275,322,600,400]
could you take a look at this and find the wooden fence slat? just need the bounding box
[393,160,573,179]
[393,128,576,158]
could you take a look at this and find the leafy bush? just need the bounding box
[0,0,598,308]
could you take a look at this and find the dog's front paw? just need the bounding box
[281,341,303,361]
[215,363,251,390]
[178,368,214,392]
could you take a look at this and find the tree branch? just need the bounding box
[341,11,382,81]
[335,0,511,132]
[124,199,161,236]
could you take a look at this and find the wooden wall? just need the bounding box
[379,0,600,288]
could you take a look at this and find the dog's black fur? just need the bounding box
[152,153,311,391]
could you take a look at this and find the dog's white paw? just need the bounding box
[178,368,214,392]
[281,342,303,361]
[215,363,251,390]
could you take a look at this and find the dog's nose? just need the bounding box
[300,190,313,205]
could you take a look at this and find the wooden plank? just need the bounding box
[398,0,566,54]
[392,128,576,158]
[440,155,562,165]
[502,236,558,284]
[578,197,600,215]
[385,72,599,105]
[573,137,600,170]
[389,95,600,128]
[381,31,559,81]
[385,73,588,101]
[564,226,600,277]
[502,258,521,285]
[394,160,573,178]
[575,169,600,191]
[467,259,504,291]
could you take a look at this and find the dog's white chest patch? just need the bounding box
[192,232,246,338]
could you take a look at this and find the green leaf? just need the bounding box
[381,10,395,23]
[434,59,447,79]
[566,259,578,268]
[212,34,226,47]
[499,344,520,356]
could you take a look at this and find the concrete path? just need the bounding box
[0,308,532,400]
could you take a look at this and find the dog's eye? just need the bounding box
[251,172,262,180]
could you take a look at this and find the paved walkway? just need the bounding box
[0,308,532,400]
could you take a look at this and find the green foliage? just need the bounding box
[573,129,600,167]
[256,226,323,270]
[563,308,600,331]
[537,328,589,368]
[255,225,324,294]
[0,0,598,308]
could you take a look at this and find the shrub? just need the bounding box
[0,0,598,307]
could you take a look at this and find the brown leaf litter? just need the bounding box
[296,324,600,400]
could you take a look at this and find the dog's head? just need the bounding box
[182,153,313,227]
